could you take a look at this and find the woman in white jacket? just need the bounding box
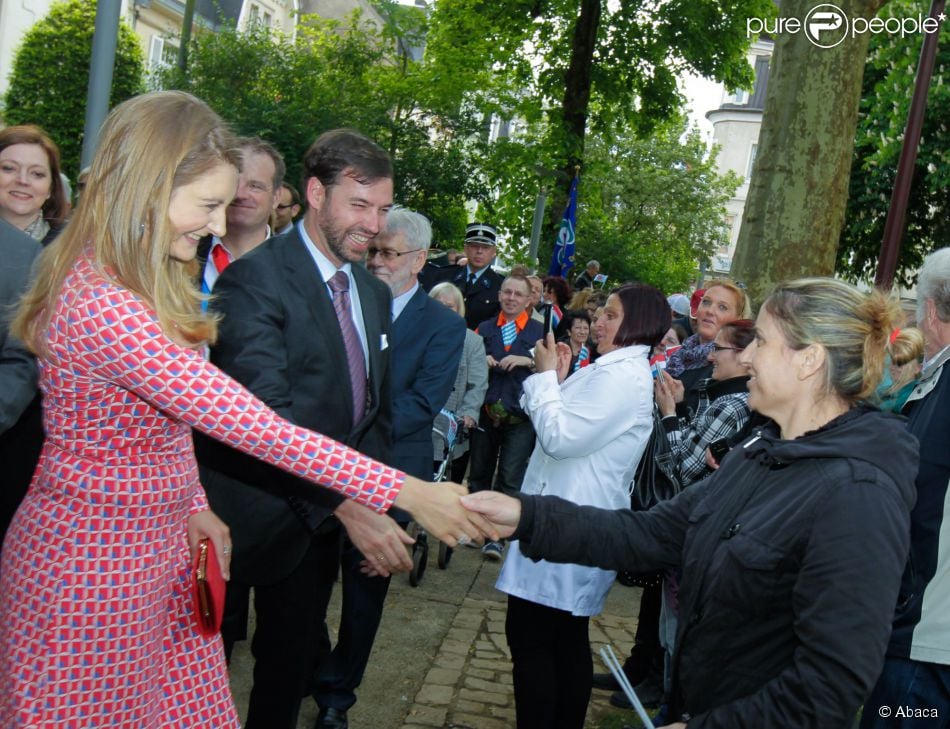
[494,283,672,729]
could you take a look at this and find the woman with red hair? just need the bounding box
[0,125,68,245]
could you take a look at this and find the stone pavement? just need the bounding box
[399,594,641,729]
[229,543,643,729]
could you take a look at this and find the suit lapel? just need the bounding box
[279,230,358,420]
[352,265,389,429]
[391,287,426,349]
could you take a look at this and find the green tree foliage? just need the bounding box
[3,0,144,179]
[836,0,948,286]
[424,0,773,248]
[569,119,740,292]
[161,10,485,246]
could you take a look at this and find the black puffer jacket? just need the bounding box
[514,406,917,729]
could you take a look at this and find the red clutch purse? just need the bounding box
[192,538,225,637]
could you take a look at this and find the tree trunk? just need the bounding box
[731,0,889,308]
[562,0,601,168]
[545,0,602,253]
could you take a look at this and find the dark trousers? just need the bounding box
[312,535,392,712]
[450,450,470,484]
[622,581,664,685]
[860,656,950,728]
[505,594,593,729]
[0,396,43,551]
[222,528,342,729]
[468,415,535,494]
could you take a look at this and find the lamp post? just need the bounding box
[80,2,120,169]
[177,0,197,73]
[874,0,945,290]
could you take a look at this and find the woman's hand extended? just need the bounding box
[393,477,499,547]
[459,491,522,540]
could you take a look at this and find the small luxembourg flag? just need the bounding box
[548,173,579,278]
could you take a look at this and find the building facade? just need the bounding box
[704,37,773,277]
[0,0,301,97]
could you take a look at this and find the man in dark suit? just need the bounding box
[0,220,42,545]
[196,129,412,729]
[312,206,465,724]
[420,222,504,329]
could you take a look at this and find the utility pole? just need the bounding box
[80,2,120,169]
[874,0,945,290]
[177,0,197,73]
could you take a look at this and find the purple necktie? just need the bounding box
[328,271,367,425]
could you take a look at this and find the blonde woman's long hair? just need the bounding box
[13,91,243,353]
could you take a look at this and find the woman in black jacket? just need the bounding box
[463,278,918,729]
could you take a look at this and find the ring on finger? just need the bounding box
[456,535,472,547]
[376,553,386,562]
[222,545,232,555]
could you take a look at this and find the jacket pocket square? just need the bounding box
[380,334,389,350]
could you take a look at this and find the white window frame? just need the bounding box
[148,36,178,71]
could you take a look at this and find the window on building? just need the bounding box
[148,36,178,71]
[725,87,748,105]
[245,3,274,28]
[721,216,736,254]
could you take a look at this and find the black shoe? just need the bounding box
[591,672,621,691]
[314,707,348,729]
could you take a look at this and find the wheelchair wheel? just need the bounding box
[437,541,453,569]
[409,534,429,587]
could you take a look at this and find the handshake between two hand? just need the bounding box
[358,481,524,577]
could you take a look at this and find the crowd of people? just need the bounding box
[0,90,947,729]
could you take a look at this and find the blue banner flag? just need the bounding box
[548,175,579,278]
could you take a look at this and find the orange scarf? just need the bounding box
[497,310,529,351]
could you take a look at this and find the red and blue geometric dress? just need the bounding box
[0,257,403,727]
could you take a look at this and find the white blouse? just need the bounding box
[495,344,654,616]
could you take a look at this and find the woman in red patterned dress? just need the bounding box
[0,91,489,728]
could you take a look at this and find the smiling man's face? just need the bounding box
[225,150,278,234]
[309,170,394,265]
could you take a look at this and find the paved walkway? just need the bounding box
[229,544,642,729]
[399,595,640,729]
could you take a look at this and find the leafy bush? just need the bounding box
[4,0,144,179]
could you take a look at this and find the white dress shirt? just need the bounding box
[298,221,369,367]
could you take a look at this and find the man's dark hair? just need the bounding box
[236,136,285,191]
[565,310,591,328]
[612,284,671,349]
[301,128,393,193]
[542,276,571,307]
[281,181,301,207]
